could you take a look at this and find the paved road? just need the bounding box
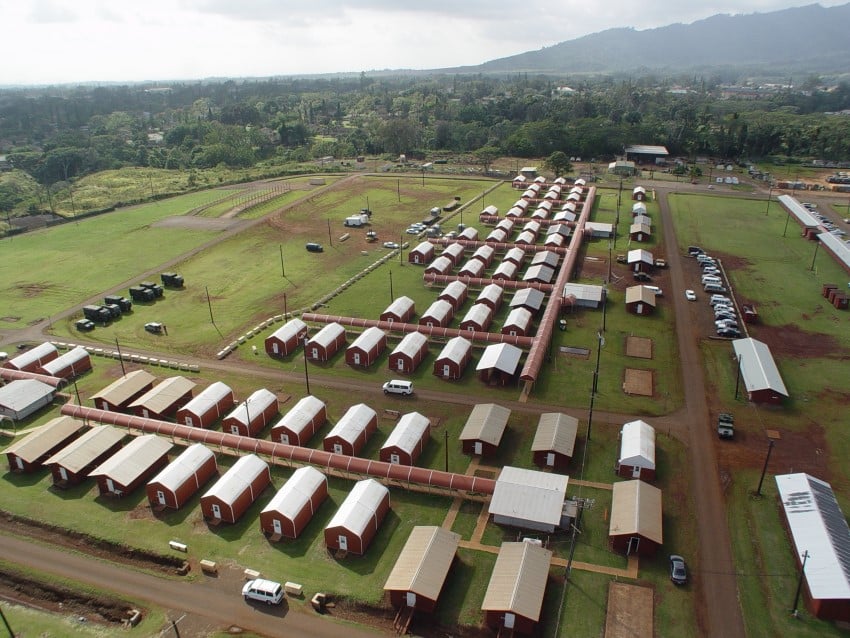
[657,187,746,638]
[0,534,382,638]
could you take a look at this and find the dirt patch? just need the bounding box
[754,322,849,359]
[0,316,20,323]
[604,582,654,638]
[327,598,486,638]
[623,368,654,396]
[16,282,52,298]
[0,568,140,627]
[625,336,653,359]
[153,216,246,231]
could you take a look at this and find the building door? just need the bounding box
[311,347,319,360]
[211,503,222,519]
[333,443,343,454]
[142,409,149,418]
[338,535,348,551]
[353,353,361,365]
[272,519,282,535]
[58,466,68,481]
[231,425,240,435]
[474,441,483,455]
[627,536,640,555]
[406,592,417,607]
[397,358,405,371]
[632,465,642,478]
[156,490,166,505]
[442,364,451,378]
[106,478,116,493]
[14,456,23,471]
[546,453,555,467]
[637,304,643,315]
[184,416,194,427]
[272,342,279,354]
[280,433,290,445]
[390,453,400,464]
[504,613,515,629]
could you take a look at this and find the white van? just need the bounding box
[242,579,284,605]
[701,275,721,285]
[382,380,413,396]
[704,283,727,293]
[644,285,663,296]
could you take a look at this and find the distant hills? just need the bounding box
[442,3,850,78]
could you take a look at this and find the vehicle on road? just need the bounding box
[685,290,697,301]
[383,380,413,396]
[718,413,735,439]
[242,578,284,605]
[654,258,667,268]
[670,555,688,585]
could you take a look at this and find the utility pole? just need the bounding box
[734,354,742,399]
[0,605,15,637]
[765,186,773,216]
[206,286,215,326]
[279,245,285,277]
[756,439,775,496]
[791,550,810,617]
[389,270,394,303]
[302,337,311,395]
[327,219,332,247]
[809,240,820,271]
[444,430,449,472]
[783,210,792,237]
[114,338,126,376]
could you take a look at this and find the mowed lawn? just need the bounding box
[669,192,850,636]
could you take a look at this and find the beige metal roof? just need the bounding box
[91,370,156,406]
[625,285,656,306]
[43,425,125,473]
[481,542,552,620]
[531,413,578,456]
[383,526,460,600]
[609,480,663,544]
[4,416,86,463]
[128,376,196,414]
[459,403,510,445]
[90,434,173,485]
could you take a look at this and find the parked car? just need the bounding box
[633,272,652,282]
[684,289,697,301]
[405,227,420,235]
[305,242,324,253]
[669,555,688,585]
[242,579,284,605]
[687,246,704,256]
[718,413,735,439]
[76,319,96,331]
[383,241,400,249]
[144,322,164,334]
[644,285,663,296]
[709,295,730,306]
[616,254,627,263]
[717,327,741,338]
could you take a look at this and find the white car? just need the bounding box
[383,241,400,249]
[685,290,697,301]
[242,579,284,605]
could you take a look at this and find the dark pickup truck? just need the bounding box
[718,413,735,439]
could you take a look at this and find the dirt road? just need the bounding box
[657,187,746,638]
[0,534,382,638]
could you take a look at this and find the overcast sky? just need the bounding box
[1,1,845,86]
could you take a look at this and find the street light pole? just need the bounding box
[809,239,820,271]
[765,186,773,216]
[791,550,810,617]
[302,338,311,395]
[389,270,394,303]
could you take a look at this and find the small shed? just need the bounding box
[419,299,454,328]
[633,214,652,227]
[485,228,509,243]
[91,370,156,412]
[489,467,569,532]
[459,303,494,333]
[438,281,468,311]
[481,204,498,216]
[271,395,327,446]
[380,411,431,465]
[200,454,271,524]
[609,479,663,556]
[43,425,125,487]
[627,249,655,273]
[459,403,510,456]
[476,283,504,311]
[221,389,279,437]
[90,434,173,497]
[345,327,387,368]
[425,255,454,276]
[3,342,58,373]
[503,246,527,265]
[492,261,519,281]
[146,443,218,510]
[0,379,56,421]
[531,413,578,471]
[775,473,850,622]
[617,420,656,480]
[433,336,472,380]
[323,403,378,456]
[265,318,309,357]
[5,416,85,473]
[531,250,560,269]
[496,218,516,234]
[544,233,566,248]
[324,478,390,555]
[629,222,652,242]
[562,283,604,309]
[305,322,347,362]
[458,259,486,279]
[388,332,429,375]
[632,202,648,216]
[380,296,415,324]
[732,338,789,404]
[624,285,657,315]
[481,542,552,635]
[510,288,546,315]
[522,264,555,284]
[477,343,523,386]
[408,241,435,265]
[38,346,91,379]
[632,186,647,201]
[506,206,524,218]
[515,230,537,245]
[176,381,235,429]
[260,466,328,540]
[441,243,466,266]
[384,526,460,613]
[128,376,196,420]
[501,307,533,337]
[586,221,613,238]
[458,227,479,241]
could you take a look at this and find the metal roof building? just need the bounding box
[200,454,271,524]
[503,247,526,266]
[617,420,656,480]
[817,231,850,274]
[476,283,505,310]
[0,379,56,421]
[380,411,431,466]
[128,376,196,419]
[531,250,561,269]
[459,403,510,456]
[260,465,328,540]
[510,288,546,314]
[324,478,390,555]
[3,342,58,373]
[91,370,156,412]
[5,416,86,472]
[90,434,173,497]
[778,194,820,230]
[271,395,327,446]
[43,424,124,486]
[481,542,552,634]
[38,346,91,379]
[522,264,555,284]
[501,307,533,337]
[324,403,378,456]
[732,338,789,404]
[531,413,578,471]
[476,343,523,386]
[383,526,461,613]
[609,479,663,556]
[625,285,657,315]
[775,473,850,621]
[489,466,569,533]
[562,283,604,309]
